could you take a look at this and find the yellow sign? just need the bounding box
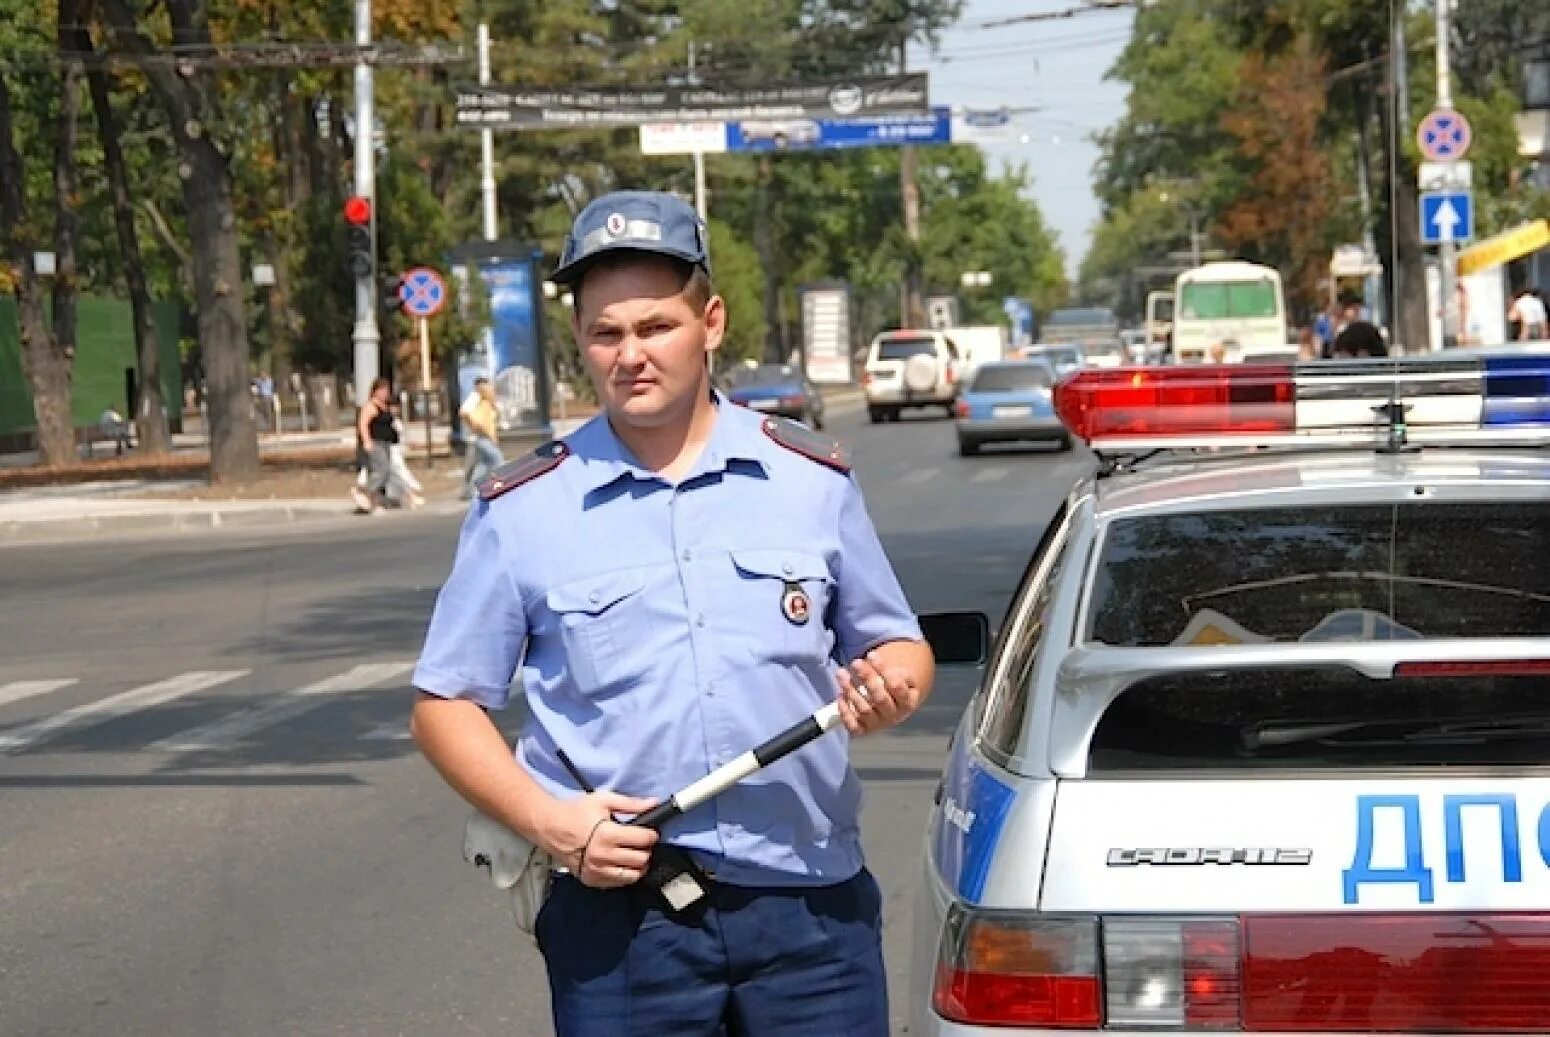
[1456,219,1550,277]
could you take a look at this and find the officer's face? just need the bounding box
[573,259,726,428]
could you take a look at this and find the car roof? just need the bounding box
[1085,447,1550,520]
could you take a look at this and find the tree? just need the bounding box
[99,0,260,482]
[1217,34,1334,318]
[84,38,169,453]
[0,3,79,467]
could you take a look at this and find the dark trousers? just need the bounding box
[536,868,888,1037]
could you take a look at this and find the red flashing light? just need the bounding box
[343,195,372,225]
[1053,365,1296,442]
[954,398,970,418]
[1396,659,1550,678]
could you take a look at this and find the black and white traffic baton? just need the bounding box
[630,701,844,832]
[562,701,845,917]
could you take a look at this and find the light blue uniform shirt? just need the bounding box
[413,397,922,887]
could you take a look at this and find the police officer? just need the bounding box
[411,190,934,1036]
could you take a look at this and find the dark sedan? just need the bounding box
[724,364,826,429]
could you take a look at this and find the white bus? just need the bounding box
[1171,260,1293,364]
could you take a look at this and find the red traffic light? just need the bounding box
[343,195,372,225]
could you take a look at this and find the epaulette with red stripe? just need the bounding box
[477,440,571,501]
[761,417,851,474]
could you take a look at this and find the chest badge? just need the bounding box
[780,581,811,626]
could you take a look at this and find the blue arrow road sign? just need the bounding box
[1420,192,1473,245]
[398,266,446,317]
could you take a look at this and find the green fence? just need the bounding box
[0,296,182,438]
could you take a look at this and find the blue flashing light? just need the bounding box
[1483,356,1550,426]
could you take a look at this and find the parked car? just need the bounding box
[952,359,1071,455]
[724,363,825,428]
[863,330,964,423]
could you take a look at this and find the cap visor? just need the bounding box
[551,243,707,286]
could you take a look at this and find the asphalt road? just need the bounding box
[0,398,1091,1036]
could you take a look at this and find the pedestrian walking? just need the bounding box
[352,378,406,513]
[458,376,504,500]
[411,190,934,1036]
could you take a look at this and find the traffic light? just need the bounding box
[381,274,405,315]
[344,195,372,279]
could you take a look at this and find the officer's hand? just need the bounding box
[836,652,921,736]
[543,790,659,889]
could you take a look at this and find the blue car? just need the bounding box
[953,359,1071,456]
[725,364,826,429]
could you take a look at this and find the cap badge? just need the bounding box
[604,212,627,238]
[781,581,811,626]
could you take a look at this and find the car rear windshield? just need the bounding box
[1091,669,1550,771]
[972,364,1052,392]
[876,338,936,361]
[1088,502,1550,646]
[734,365,800,387]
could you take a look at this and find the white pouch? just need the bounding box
[463,811,555,943]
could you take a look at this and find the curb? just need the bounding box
[0,498,466,546]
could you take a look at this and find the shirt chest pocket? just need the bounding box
[545,570,646,695]
[727,549,835,663]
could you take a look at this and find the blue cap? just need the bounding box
[551,190,710,286]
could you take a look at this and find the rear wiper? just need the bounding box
[1244,714,1550,751]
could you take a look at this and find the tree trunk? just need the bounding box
[100,0,259,481]
[0,75,75,465]
[85,53,169,453]
[1371,78,1429,353]
[900,143,925,327]
[53,6,83,388]
[755,155,783,363]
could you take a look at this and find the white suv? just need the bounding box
[863,330,963,423]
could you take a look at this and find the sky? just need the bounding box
[911,0,1135,280]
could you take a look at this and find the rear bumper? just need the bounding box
[732,399,809,419]
[866,386,954,406]
[956,417,1066,442]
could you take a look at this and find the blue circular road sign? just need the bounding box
[1416,108,1472,162]
[398,266,446,318]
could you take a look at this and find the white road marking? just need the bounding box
[900,467,940,486]
[971,467,1008,484]
[0,679,78,710]
[0,671,250,755]
[359,720,413,742]
[149,662,413,753]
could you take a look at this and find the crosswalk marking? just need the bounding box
[0,679,78,710]
[0,671,250,756]
[149,662,413,753]
[360,720,413,742]
[971,467,1008,484]
[900,467,940,486]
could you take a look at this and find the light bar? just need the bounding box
[1053,353,1550,451]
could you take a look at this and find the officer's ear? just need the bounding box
[702,294,726,357]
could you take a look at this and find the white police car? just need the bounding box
[911,349,1550,1034]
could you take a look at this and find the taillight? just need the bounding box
[1103,919,1240,1028]
[1395,659,1550,678]
[862,372,874,387]
[953,399,970,418]
[932,907,1100,1027]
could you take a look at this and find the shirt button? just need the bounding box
[588,591,600,604]
[696,614,707,628]
[782,562,794,576]
[682,549,692,562]
[703,684,714,696]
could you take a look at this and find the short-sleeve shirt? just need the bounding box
[413,397,922,887]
